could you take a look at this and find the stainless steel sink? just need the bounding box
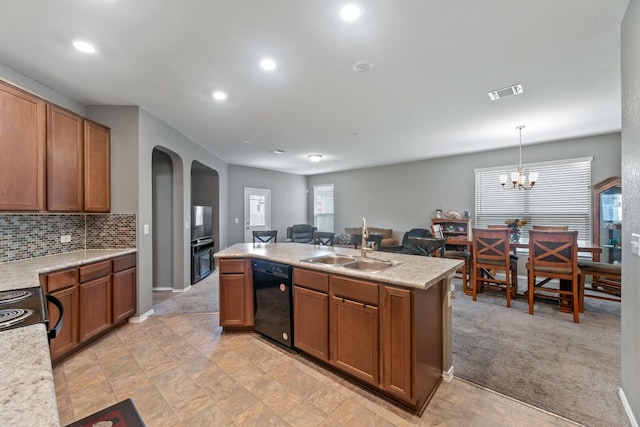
[342,258,396,272]
[302,254,357,265]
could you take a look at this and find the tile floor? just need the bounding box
[54,313,582,426]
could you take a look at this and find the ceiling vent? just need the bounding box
[488,84,523,101]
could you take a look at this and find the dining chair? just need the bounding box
[432,224,471,294]
[577,260,621,312]
[471,228,515,307]
[313,231,335,246]
[527,230,579,323]
[352,233,382,250]
[532,225,569,231]
[252,230,278,243]
[487,225,519,295]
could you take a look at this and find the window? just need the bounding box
[475,157,592,242]
[314,184,334,232]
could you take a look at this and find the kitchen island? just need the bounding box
[0,249,136,427]
[215,242,461,414]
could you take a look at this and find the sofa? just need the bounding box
[338,227,399,248]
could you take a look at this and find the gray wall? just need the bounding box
[227,165,308,246]
[621,1,639,423]
[152,149,174,289]
[307,133,621,237]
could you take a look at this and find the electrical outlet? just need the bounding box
[60,235,71,243]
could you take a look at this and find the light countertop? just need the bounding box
[215,243,462,290]
[0,248,136,427]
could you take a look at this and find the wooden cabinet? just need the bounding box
[84,120,110,212]
[381,285,413,401]
[219,258,254,328]
[41,267,79,364]
[293,268,329,361]
[78,260,112,341]
[0,79,111,212]
[112,254,137,324]
[431,218,471,239]
[40,253,136,365]
[0,81,46,211]
[329,275,380,387]
[46,105,84,211]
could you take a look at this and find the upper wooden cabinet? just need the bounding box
[0,80,111,212]
[0,82,46,211]
[47,105,84,211]
[84,120,111,212]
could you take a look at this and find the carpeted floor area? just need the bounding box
[151,272,219,315]
[452,278,626,427]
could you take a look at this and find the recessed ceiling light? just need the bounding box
[212,91,227,101]
[308,154,323,162]
[352,60,373,72]
[271,149,285,155]
[72,40,96,54]
[260,58,277,71]
[340,4,361,21]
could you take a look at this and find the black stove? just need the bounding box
[0,286,63,341]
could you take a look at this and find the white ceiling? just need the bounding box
[0,0,629,175]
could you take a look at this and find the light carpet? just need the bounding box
[151,272,219,315]
[452,279,627,427]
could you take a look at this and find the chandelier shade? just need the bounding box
[500,126,538,190]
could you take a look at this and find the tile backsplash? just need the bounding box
[0,213,136,263]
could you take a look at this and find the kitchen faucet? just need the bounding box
[361,217,372,258]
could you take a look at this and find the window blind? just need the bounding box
[474,157,592,242]
[314,184,334,232]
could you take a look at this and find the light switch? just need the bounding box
[235,218,239,224]
[185,221,190,229]
[631,233,640,256]
[143,224,149,235]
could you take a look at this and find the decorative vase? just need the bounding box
[511,232,520,243]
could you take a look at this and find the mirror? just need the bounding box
[592,177,621,264]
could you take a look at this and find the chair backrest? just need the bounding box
[408,237,446,257]
[401,228,433,255]
[352,233,382,250]
[528,230,578,276]
[287,224,315,243]
[313,231,335,246]
[253,230,277,243]
[487,224,508,229]
[471,228,510,267]
[532,225,569,231]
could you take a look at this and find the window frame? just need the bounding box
[313,183,334,232]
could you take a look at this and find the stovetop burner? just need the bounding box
[0,289,33,305]
[0,308,34,329]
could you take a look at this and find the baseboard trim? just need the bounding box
[619,387,639,427]
[442,366,454,382]
[128,309,153,323]
[173,285,191,293]
[152,287,173,292]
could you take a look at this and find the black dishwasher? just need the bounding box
[252,259,294,349]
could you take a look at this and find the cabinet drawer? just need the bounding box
[45,268,78,293]
[79,260,112,283]
[294,268,328,293]
[113,253,136,272]
[219,258,245,274]
[331,275,379,306]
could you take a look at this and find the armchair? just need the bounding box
[285,224,316,243]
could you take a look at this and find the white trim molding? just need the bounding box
[619,387,639,427]
[128,309,154,323]
[442,366,454,382]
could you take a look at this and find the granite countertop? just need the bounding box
[0,248,137,427]
[215,243,462,290]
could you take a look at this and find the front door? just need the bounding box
[244,187,271,243]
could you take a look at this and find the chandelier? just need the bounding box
[500,125,538,190]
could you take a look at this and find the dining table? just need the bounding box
[446,235,603,313]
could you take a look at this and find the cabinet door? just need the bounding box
[219,274,247,326]
[329,295,379,386]
[381,286,413,401]
[294,286,329,361]
[79,275,112,341]
[0,82,46,210]
[46,105,83,211]
[48,286,78,363]
[84,120,110,212]
[112,267,136,323]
